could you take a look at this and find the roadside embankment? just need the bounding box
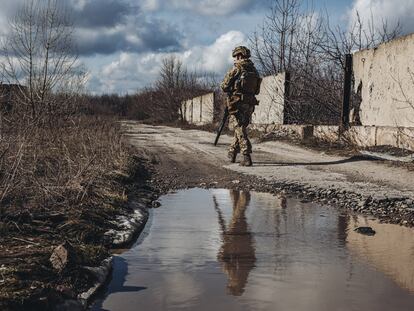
[0,118,156,310]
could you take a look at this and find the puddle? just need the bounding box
[92,189,414,311]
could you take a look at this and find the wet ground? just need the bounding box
[92,188,414,311]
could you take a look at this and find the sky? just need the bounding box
[1,0,414,94]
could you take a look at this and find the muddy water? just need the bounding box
[92,189,414,311]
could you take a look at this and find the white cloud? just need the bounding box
[349,0,414,35]
[0,1,21,37]
[141,0,259,16]
[90,30,247,94]
[88,52,165,94]
[0,0,182,56]
[69,0,88,10]
[182,30,247,73]
[142,0,161,11]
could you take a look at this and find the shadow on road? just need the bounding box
[253,155,377,167]
[199,141,228,146]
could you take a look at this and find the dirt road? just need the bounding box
[124,122,414,224]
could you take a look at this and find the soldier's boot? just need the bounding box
[240,154,252,167]
[228,151,237,163]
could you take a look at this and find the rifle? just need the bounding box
[214,106,229,146]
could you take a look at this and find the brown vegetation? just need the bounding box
[0,116,140,309]
[0,1,146,309]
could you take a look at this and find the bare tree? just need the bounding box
[319,10,401,69]
[250,0,333,123]
[315,10,401,125]
[251,0,301,75]
[250,0,402,125]
[151,55,211,122]
[0,0,85,123]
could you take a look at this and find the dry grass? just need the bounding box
[0,115,144,309]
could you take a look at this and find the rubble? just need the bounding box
[50,242,77,272]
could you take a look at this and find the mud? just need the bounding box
[90,123,414,310]
[4,121,414,309]
[126,122,414,227]
[93,189,414,311]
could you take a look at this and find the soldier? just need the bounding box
[220,46,261,166]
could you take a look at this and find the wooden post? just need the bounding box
[190,100,193,124]
[283,71,290,125]
[200,95,203,123]
[342,54,352,128]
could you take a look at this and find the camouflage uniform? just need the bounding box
[220,58,260,156]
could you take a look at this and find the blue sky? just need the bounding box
[1,0,413,94]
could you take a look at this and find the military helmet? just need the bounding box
[232,46,251,58]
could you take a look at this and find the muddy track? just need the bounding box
[125,121,414,227]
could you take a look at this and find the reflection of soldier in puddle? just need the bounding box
[214,190,256,296]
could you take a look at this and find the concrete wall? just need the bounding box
[181,72,286,127]
[251,124,314,140]
[313,126,340,142]
[251,123,414,151]
[353,33,414,127]
[312,125,414,151]
[183,100,193,124]
[181,92,215,125]
[252,72,286,126]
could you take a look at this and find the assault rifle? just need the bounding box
[214,106,229,146]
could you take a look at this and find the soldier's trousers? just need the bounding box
[228,104,254,155]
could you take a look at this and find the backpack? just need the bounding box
[235,64,262,96]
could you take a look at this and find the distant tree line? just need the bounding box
[82,56,214,123]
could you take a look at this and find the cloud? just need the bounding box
[349,0,414,35]
[71,1,183,56]
[0,0,183,56]
[75,15,182,55]
[0,0,263,94]
[169,0,258,16]
[89,30,247,94]
[91,52,166,93]
[72,0,131,28]
[181,30,247,73]
[0,1,21,36]
[141,0,161,11]
[139,0,264,16]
